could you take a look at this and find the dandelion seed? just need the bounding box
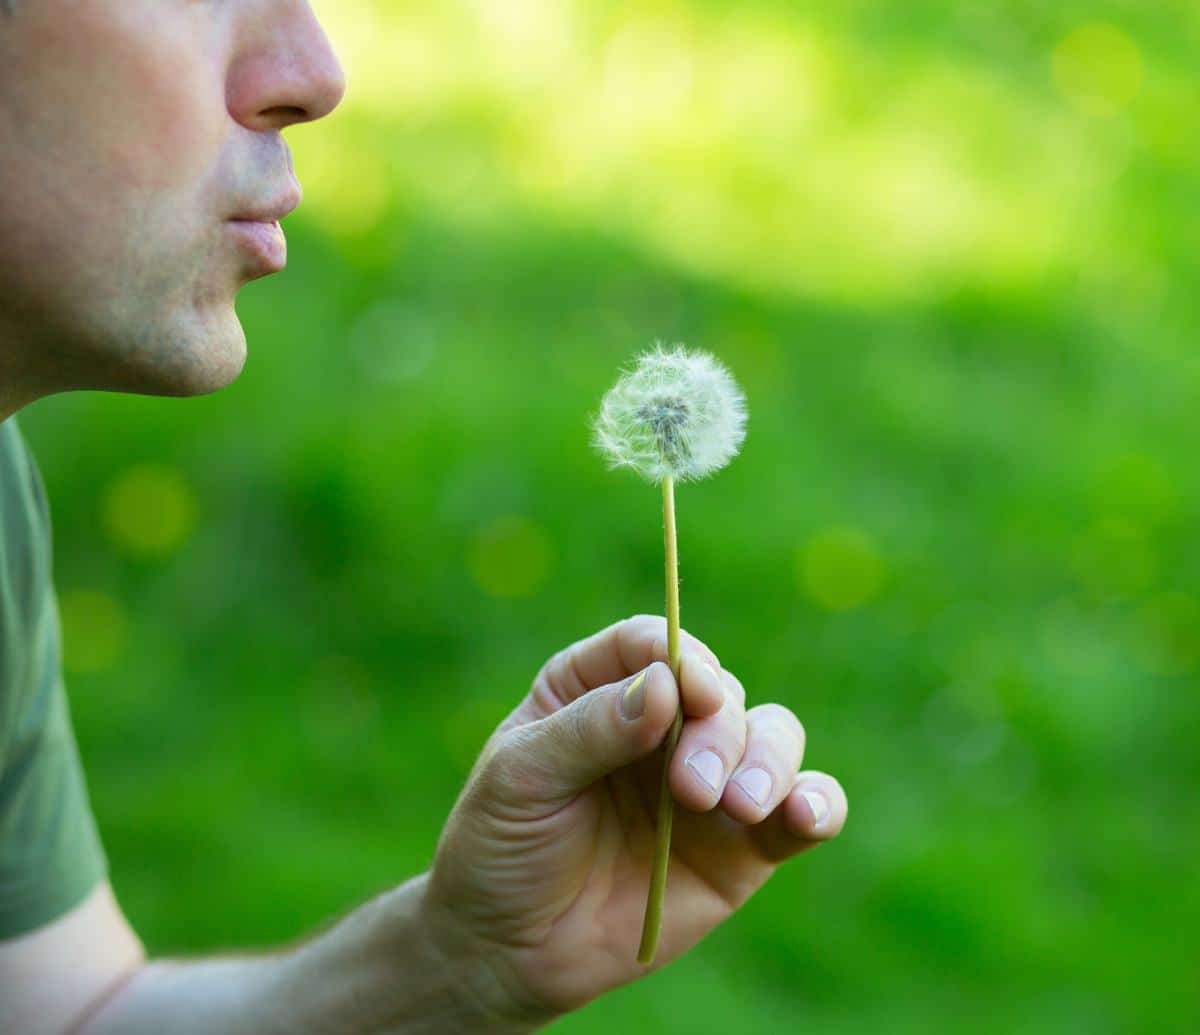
[590,341,749,965]
[591,342,748,483]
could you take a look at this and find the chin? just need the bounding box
[170,341,247,397]
[162,314,248,397]
[96,304,250,400]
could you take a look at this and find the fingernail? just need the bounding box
[733,767,772,808]
[620,669,650,720]
[685,749,724,793]
[800,789,830,829]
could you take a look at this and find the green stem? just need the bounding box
[637,474,682,965]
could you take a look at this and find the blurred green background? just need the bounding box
[20,0,1200,1031]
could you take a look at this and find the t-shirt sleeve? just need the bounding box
[0,419,107,940]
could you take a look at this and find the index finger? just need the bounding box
[541,614,722,703]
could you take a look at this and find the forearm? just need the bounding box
[76,872,546,1035]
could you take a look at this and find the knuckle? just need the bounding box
[622,614,669,664]
[731,720,749,757]
[625,613,661,632]
[682,633,720,670]
[717,700,747,752]
[679,694,745,751]
[750,702,803,735]
[722,671,747,704]
[476,726,549,805]
[747,708,805,758]
[535,650,579,703]
[538,650,565,687]
[723,707,749,752]
[473,728,523,796]
[565,697,592,754]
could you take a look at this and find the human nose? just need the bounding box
[227,0,347,132]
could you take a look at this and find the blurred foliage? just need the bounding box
[21,0,1200,1030]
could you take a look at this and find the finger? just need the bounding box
[669,672,748,811]
[678,651,725,718]
[539,614,721,703]
[720,703,806,824]
[476,662,681,819]
[721,666,746,706]
[748,771,848,864]
[784,771,848,842]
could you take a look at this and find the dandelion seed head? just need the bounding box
[590,342,748,483]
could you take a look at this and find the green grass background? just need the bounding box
[21,1,1200,1030]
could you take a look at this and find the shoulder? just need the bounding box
[0,416,53,671]
[0,412,50,525]
[0,415,47,525]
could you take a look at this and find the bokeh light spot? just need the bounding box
[59,589,128,674]
[600,17,698,132]
[1038,598,1111,680]
[101,465,197,560]
[349,299,437,384]
[467,515,555,599]
[798,526,887,612]
[1052,23,1143,117]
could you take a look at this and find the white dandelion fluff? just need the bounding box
[590,343,748,483]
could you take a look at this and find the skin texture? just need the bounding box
[0,4,849,1032]
[424,616,848,1025]
[0,616,848,1034]
[0,0,344,415]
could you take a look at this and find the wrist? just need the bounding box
[408,873,560,1034]
[265,871,552,1035]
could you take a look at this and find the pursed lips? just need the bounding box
[229,183,303,225]
[226,181,301,274]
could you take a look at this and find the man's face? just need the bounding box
[0,0,345,405]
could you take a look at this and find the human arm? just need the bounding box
[0,873,532,1035]
[0,613,847,1033]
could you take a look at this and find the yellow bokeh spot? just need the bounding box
[1052,23,1143,117]
[101,465,196,560]
[467,515,554,599]
[798,526,887,612]
[600,17,698,133]
[58,589,128,674]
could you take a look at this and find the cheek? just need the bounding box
[19,3,227,193]
[0,4,234,337]
[91,50,225,190]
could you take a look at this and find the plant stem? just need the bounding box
[638,474,682,965]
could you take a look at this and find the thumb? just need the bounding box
[480,662,679,817]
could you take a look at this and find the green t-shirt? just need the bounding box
[0,415,106,939]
